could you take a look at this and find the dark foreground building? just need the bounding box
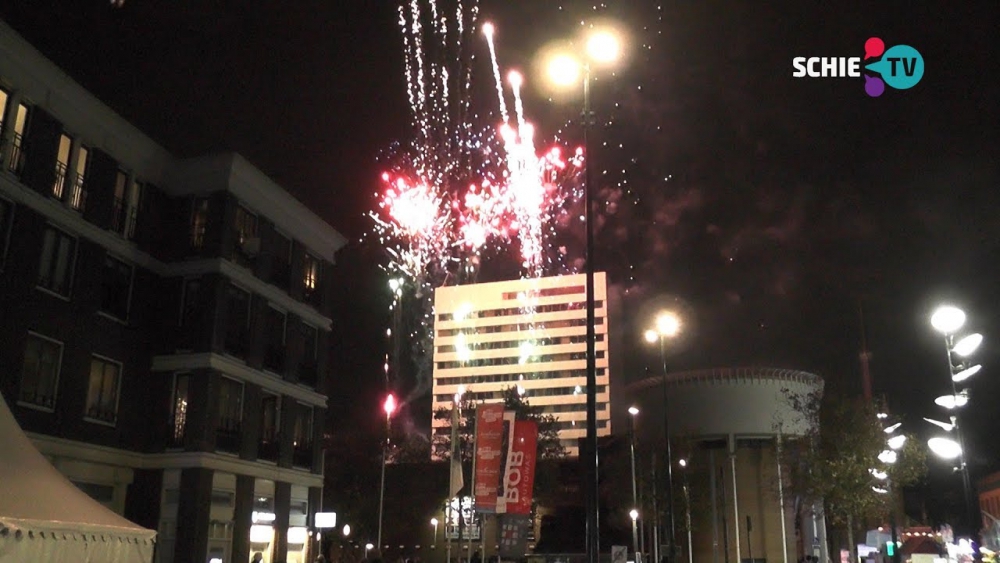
[0,19,346,563]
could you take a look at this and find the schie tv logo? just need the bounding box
[792,37,924,97]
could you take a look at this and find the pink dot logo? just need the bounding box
[864,37,885,60]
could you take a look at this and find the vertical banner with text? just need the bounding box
[472,404,506,513]
[499,419,538,515]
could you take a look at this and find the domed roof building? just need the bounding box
[622,367,829,563]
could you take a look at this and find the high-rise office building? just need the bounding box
[431,273,611,457]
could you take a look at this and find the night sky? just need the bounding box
[3,0,999,489]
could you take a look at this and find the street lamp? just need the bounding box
[644,310,682,563]
[544,25,625,563]
[630,509,640,563]
[678,459,693,563]
[431,518,439,547]
[929,305,986,536]
[377,394,397,549]
[628,407,640,560]
[365,543,374,559]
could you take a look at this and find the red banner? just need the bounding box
[500,420,538,515]
[473,404,506,512]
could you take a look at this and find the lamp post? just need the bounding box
[431,518,439,547]
[679,459,693,563]
[872,420,907,563]
[631,509,641,563]
[545,27,625,563]
[644,311,682,563]
[377,394,397,550]
[629,407,641,561]
[365,543,374,560]
[929,305,985,537]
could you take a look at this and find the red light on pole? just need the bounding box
[384,394,397,417]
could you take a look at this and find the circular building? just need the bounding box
[622,367,826,563]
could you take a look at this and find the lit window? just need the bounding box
[69,145,89,211]
[171,373,190,445]
[19,332,63,410]
[303,254,320,291]
[85,357,121,425]
[112,172,141,240]
[190,198,209,250]
[7,102,29,176]
[53,134,71,199]
[37,226,77,297]
[0,88,8,133]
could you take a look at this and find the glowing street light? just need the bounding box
[628,406,640,416]
[377,393,398,549]
[878,450,898,465]
[934,393,969,410]
[887,435,907,450]
[343,524,351,537]
[931,306,966,335]
[928,437,963,460]
[643,309,683,563]
[542,24,627,563]
[952,364,982,383]
[924,417,956,432]
[431,517,439,546]
[953,333,983,357]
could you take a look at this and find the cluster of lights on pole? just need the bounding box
[925,306,985,462]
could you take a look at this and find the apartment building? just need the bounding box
[0,19,346,563]
[430,273,611,457]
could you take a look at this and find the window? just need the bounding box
[8,102,29,176]
[170,373,191,446]
[292,404,313,467]
[0,197,12,269]
[233,205,257,246]
[303,253,320,294]
[223,284,250,357]
[85,356,121,425]
[179,277,202,326]
[0,87,8,133]
[53,134,71,199]
[298,323,319,387]
[259,393,280,461]
[263,306,286,373]
[190,198,209,250]
[100,255,133,321]
[217,377,244,453]
[37,226,77,297]
[271,231,292,287]
[69,145,89,211]
[112,172,141,240]
[19,333,63,410]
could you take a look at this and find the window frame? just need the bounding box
[84,354,123,427]
[217,376,245,429]
[53,133,72,200]
[260,392,281,440]
[7,101,30,176]
[189,198,210,250]
[233,203,258,246]
[98,254,135,323]
[292,402,314,449]
[178,276,202,327]
[302,253,320,293]
[169,372,192,448]
[36,224,79,300]
[18,331,64,413]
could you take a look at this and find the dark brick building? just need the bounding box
[0,19,346,563]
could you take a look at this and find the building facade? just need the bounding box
[624,367,828,563]
[0,19,346,563]
[431,273,611,457]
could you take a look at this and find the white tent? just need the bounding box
[0,394,156,563]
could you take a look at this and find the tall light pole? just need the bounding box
[631,509,641,563]
[545,26,625,563]
[629,406,641,561]
[377,393,397,550]
[929,305,985,537]
[872,420,907,563]
[431,517,439,547]
[645,311,681,563]
[679,459,693,563]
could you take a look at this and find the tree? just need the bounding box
[779,390,926,561]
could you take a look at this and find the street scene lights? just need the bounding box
[630,508,640,563]
[678,459,693,563]
[377,394,397,549]
[544,25,625,563]
[928,304,986,536]
[644,310,682,563]
[431,517,439,546]
[872,419,906,563]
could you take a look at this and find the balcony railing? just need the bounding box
[52,162,67,199]
[216,422,242,453]
[8,132,24,176]
[69,176,87,212]
[18,390,55,410]
[112,197,138,239]
[84,405,117,425]
[292,444,313,468]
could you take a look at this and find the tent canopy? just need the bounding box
[0,393,155,563]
